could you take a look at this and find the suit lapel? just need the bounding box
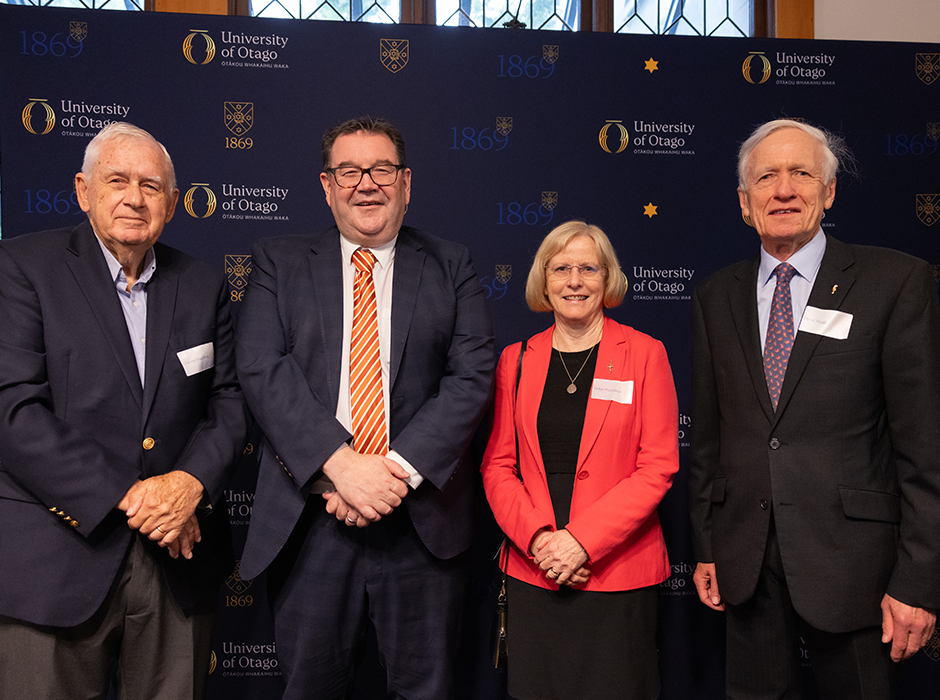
[389,230,423,391]
[775,236,855,419]
[729,258,775,421]
[309,229,345,412]
[142,244,178,423]
[65,223,143,408]
[576,317,620,468]
[517,327,552,479]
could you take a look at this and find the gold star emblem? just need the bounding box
[644,203,658,218]
[644,58,659,73]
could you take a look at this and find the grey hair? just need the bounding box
[737,119,852,191]
[82,122,177,192]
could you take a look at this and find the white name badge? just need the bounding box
[590,378,634,404]
[177,342,215,376]
[798,306,853,340]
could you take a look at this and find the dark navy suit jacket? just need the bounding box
[0,222,250,627]
[238,226,494,580]
[689,235,940,632]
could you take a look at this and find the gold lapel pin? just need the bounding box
[607,360,613,375]
[831,284,838,294]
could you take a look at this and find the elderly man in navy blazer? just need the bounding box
[690,119,940,698]
[237,117,495,700]
[0,123,250,698]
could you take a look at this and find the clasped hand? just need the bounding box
[116,471,205,560]
[321,446,409,527]
[531,528,591,587]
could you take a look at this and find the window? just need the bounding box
[436,0,579,30]
[0,0,758,35]
[250,0,399,21]
[614,0,751,36]
[0,0,144,9]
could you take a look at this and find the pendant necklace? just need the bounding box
[557,343,596,394]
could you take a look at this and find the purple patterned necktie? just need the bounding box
[764,262,797,411]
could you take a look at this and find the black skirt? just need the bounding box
[506,577,660,700]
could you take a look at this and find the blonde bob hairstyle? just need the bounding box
[525,221,626,313]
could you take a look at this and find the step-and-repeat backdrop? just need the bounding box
[1,4,938,697]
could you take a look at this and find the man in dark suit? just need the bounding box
[0,123,250,698]
[689,119,940,698]
[236,117,494,700]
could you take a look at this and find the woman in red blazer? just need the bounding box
[481,221,678,700]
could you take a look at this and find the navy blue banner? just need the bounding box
[2,5,938,697]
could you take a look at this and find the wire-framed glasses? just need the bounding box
[545,264,606,280]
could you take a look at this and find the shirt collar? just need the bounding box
[759,228,826,287]
[339,232,397,270]
[94,235,156,289]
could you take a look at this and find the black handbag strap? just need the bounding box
[513,339,526,483]
[495,338,528,574]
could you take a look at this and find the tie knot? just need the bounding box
[353,248,377,274]
[774,262,796,284]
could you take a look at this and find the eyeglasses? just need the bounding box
[326,164,403,189]
[546,264,607,280]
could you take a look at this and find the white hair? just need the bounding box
[737,119,851,191]
[82,122,176,191]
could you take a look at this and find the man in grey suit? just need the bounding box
[236,117,494,700]
[0,123,250,698]
[690,119,940,698]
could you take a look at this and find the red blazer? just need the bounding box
[481,316,678,592]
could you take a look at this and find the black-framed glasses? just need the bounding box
[545,264,607,280]
[326,164,403,189]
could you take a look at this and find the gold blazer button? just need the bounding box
[142,437,156,450]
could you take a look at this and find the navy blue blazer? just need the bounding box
[0,222,251,627]
[237,226,494,580]
[689,235,940,632]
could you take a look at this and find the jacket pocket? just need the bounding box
[839,487,901,523]
[710,476,727,503]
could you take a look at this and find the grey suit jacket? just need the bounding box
[689,234,940,632]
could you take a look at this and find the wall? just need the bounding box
[816,0,940,42]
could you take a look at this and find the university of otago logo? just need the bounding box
[184,184,217,218]
[743,52,772,84]
[496,117,513,136]
[22,99,56,135]
[495,265,512,284]
[599,120,629,153]
[209,651,218,674]
[380,39,408,73]
[915,53,939,85]
[224,102,253,136]
[69,21,87,43]
[543,45,559,64]
[928,123,940,142]
[225,561,252,595]
[916,194,939,226]
[541,191,558,211]
[183,29,216,65]
[226,255,252,292]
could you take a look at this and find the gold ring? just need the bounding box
[547,568,559,579]
[157,526,166,534]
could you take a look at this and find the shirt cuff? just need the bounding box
[387,450,424,489]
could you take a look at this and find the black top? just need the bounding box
[536,344,598,527]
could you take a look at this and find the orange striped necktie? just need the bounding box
[350,248,389,455]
